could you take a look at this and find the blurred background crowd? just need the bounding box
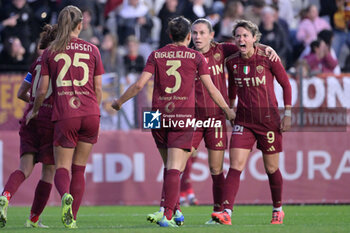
[0,0,349,129]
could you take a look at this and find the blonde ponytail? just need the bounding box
[49,5,83,52]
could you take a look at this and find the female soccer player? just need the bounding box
[211,19,292,225]
[0,24,57,228]
[190,18,279,224]
[112,16,235,227]
[26,5,104,228]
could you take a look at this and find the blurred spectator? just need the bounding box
[319,0,338,27]
[332,0,350,61]
[205,2,223,35]
[157,0,181,48]
[100,32,122,131]
[58,0,104,29]
[259,6,290,66]
[244,0,265,26]
[117,0,154,59]
[119,36,146,129]
[303,39,338,74]
[183,0,209,23]
[101,32,121,75]
[122,35,145,82]
[79,8,103,47]
[0,36,29,71]
[0,0,36,54]
[300,29,341,74]
[219,0,244,42]
[265,0,294,30]
[296,4,331,46]
[28,0,55,41]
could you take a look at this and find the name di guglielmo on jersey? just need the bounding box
[162,117,222,128]
[154,51,196,59]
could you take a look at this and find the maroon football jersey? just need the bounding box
[41,38,104,121]
[144,44,210,118]
[226,47,292,126]
[22,56,54,121]
[195,42,239,117]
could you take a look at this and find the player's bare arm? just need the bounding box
[94,75,102,105]
[26,75,50,124]
[17,81,31,103]
[112,71,153,111]
[280,105,292,132]
[199,74,235,122]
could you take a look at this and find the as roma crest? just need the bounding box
[214,53,221,61]
[256,65,264,73]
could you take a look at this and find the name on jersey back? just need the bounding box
[66,42,92,52]
[154,51,196,59]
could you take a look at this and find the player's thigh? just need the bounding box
[166,147,192,172]
[54,146,75,170]
[208,149,225,175]
[229,148,250,171]
[72,141,94,166]
[262,153,280,174]
[19,153,35,178]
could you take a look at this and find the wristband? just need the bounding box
[284,109,292,117]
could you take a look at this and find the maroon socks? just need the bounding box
[267,169,283,208]
[2,170,26,201]
[30,180,52,223]
[211,172,225,212]
[222,168,242,210]
[163,169,181,220]
[70,164,86,220]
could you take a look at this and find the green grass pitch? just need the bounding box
[2,205,350,233]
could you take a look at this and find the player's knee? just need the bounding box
[209,166,223,175]
[41,165,56,182]
[265,166,278,174]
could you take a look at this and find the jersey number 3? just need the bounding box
[165,60,181,94]
[54,53,90,87]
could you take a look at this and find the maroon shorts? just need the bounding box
[230,124,282,154]
[54,116,100,148]
[19,119,54,165]
[151,128,194,151]
[192,116,227,150]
